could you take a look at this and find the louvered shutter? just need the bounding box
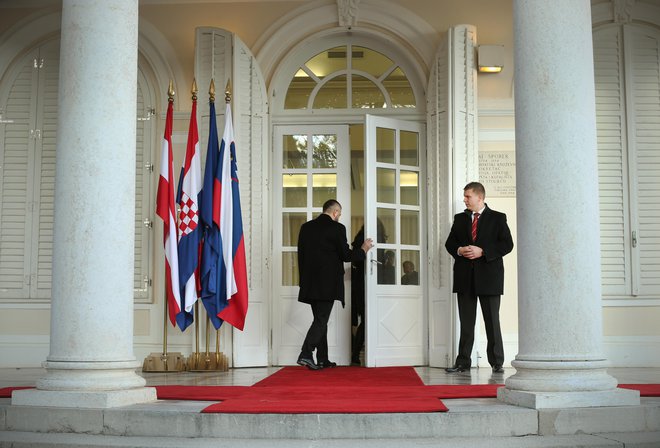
[134,67,154,300]
[195,27,269,366]
[231,36,269,367]
[427,25,478,367]
[0,47,38,299]
[594,26,631,295]
[628,26,660,296]
[32,39,59,299]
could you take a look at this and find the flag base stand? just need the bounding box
[187,352,229,372]
[142,352,187,372]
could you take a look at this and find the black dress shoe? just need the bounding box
[318,360,337,369]
[445,365,468,373]
[297,356,321,370]
[492,365,504,373]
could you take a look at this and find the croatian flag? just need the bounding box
[199,100,225,329]
[155,97,181,327]
[214,102,248,330]
[176,96,202,331]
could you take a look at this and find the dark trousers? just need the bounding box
[300,300,335,362]
[455,292,504,368]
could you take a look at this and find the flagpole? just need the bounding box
[188,78,227,371]
[143,80,186,372]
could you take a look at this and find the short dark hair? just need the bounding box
[322,199,341,212]
[464,182,485,198]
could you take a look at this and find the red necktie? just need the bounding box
[471,212,480,242]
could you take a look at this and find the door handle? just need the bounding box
[369,258,382,275]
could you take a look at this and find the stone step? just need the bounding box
[1,397,660,446]
[2,431,660,448]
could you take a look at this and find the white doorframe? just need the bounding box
[271,125,352,365]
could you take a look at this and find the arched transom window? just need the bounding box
[284,44,416,110]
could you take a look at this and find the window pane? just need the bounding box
[283,174,307,207]
[312,173,337,207]
[306,46,346,79]
[352,46,393,78]
[313,74,347,109]
[282,251,299,286]
[377,168,396,204]
[376,127,395,163]
[401,210,419,245]
[401,250,420,286]
[282,212,307,247]
[283,134,307,168]
[377,249,396,285]
[352,75,385,109]
[383,67,416,108]
[400,170,419,206]
[284,74,315,109]
[400,130,419,166]
[312,134,337,168]
[377,207,396,244]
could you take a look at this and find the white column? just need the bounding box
[497,0,639,409]
[12,0,155,408]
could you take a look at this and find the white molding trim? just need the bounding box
[603,298,660,307]
[592,0,660,28]
[254,0,437,87]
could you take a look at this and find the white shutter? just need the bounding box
[195,28,232,148]
[134,66,154,300]
[0,48,38,299]
[628,25,660,296]
[32,39,59,299]
[195,28,270,366]
[232,36,269,367]
[426,25,478,367]
[452,25,479,191]
[594,26,631,295]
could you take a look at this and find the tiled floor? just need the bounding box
[1,366,658,388]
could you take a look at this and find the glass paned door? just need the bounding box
[272,125,351,365]
[364,115,426,367]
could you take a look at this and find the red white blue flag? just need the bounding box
[176,96,202,330]
[156,97,181,327]
[214,102,248,330]
[199,100,225,329]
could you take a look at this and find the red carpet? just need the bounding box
[3,371,660,414]
[253,365,424,387]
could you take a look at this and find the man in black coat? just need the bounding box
[444,182,514,374]
[297,199,374,370]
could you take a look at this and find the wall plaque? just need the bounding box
[479,151,516,197]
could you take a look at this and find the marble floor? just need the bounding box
[1,366,658,388]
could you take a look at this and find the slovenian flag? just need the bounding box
[214,102,248,330]
[155,96,181,327]
[199,99,225,329]
[176,95,202,331]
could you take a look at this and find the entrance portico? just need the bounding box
[0,0,652,419]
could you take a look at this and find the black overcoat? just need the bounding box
[445,205,514,295]
[298,213,366,306]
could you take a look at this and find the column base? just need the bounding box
[497,386,640,409]
[11,387,157,408]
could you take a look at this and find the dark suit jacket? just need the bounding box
[298,213,366,306]
[445,205,514,295]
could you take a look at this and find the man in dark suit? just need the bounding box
[297,199,374,370]
[444,182,514,374]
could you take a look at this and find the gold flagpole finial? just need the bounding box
[209,79,216,103]
[167,80,175,102]
[191,78,198,101]
[225,79,232,104]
